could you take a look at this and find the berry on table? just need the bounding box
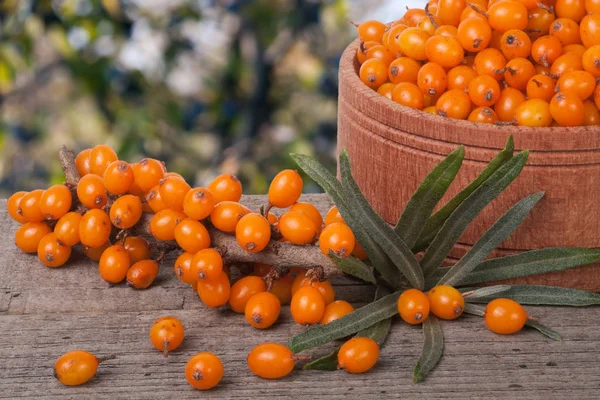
[228,275,267,313]
[210,201,251,233]
[18,189,45,222]
[321,300,355,324]
[16,221,52,253]
[289,202,323,234]
[174,252,197,285]
[247,343,298,379]
[37,232,72,267]
[278,211,318,245]
[337,337,380,374]
[123,236,151,264]
[197,270,231,308]
[245,292,281,329]
[149,316,185,357]
[126,260,159,289]
[325,205,345,226]
[54,212,82,247]
[98,244,131,283]
[185,352,224,390]
[290,286,326,325]
[428,285,464,320]
[54,350,114,386]
[7,191,28,223]
[485,298,528,334]
[149,209,186,241]
[397,289,430,325]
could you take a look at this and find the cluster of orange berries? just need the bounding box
[398,286,529,335]
[356,0,600,127]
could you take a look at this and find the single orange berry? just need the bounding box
[149,316,184,357]
[145,184,168,213]
[18,189,45,222]
[500,29,532,59]
[228,275,267,313]
[266,212,279,225]
[582,45,600,78]
[268,170,303,209]
[278,210,318,245]
[436,89,472,120]
[425,35,465,67]
[37,232,71,267]
[494,87,526,122]
[355,20,387,42]
[392,82,425,109]
[531,35,563,67]
[556,70,596,100]
[133,158,165,192]
[197,270,231,308]
[75,149,93,177]
[579,13,600,48]
[583,100,600,126]
[89,145,118,176]
[504,58,535,91]
[270,274,294,305]
[82,241,110,262]
[208,174,242,204]
[174,219,211,253]
[183,187,215,220]
[468,107,499,124]
[359,58,388,89]
[79,209,111,249]
[77,174,108,209]
[290,286,326,325]
[236,213,271,253]
[98,244,131,283]
[159,176,191,211]
[388,57,421,84]
[474,48,507,81]
[210,201,250,233]
[103,161,134,195]
[398,289,430,325]
[110,194,142,229]
[245,292,281,329]
[54,350,114,386]
[247,343,297,379]
[320,300,354,324]
[123,236,151,264]
[126,260,159,289]
[291,271,336,305]
[40,185,72,220]
[149,209,186,241]
[193,248,224,281]
[324,205,345,226]
[436,0,465,26]
[549,92,586,127]
[515,99,553,127]
[428,285,464,320]
[289,202,323,234]
[526,74,556,102]
[174,252,197,285]
[337,337,380,374]
[485,298,528,334]
[15,221,51,253]
[319,222,356,258]
[7,191,28,223]
[185,352,224,390]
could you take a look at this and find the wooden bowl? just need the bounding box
[337,39,600,291]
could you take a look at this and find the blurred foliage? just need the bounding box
[0,0,354,196]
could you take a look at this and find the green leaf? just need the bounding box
[304,286,392,371]
[413,316,444,383]
[419,150,529,278]
[463,303,486,317]
[395,146,465,248]
[437,192,544,287]
[288,291,401,353]
[414,136,514,253]
[464,285,600,306]
[461,285,512,299]
[339,150,424,290]
[426,248,600,288]
[328,252,376,284]
[291,153,399,287]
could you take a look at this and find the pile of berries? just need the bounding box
[356,0,600,127]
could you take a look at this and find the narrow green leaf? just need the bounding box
[420,150,529,278]
[413,316,444,383]
[414,136,514,253]
[426,248,600,288]
[526,319,562,341]
[395,146,465,248]
[291,153,399,287]
[461,285,512,299]
[328,252,376,284]
[437,192,544,287]
[288,291,401,353]
[304,286,392,371]
[465,285,600,306]
[339,150,424,290]
[463,303,486,317]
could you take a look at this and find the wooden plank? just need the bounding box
[1,195,599,398]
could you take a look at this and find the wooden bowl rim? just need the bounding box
[339,39,600,151]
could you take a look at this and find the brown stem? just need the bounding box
[59,145,80,186]
[468,4,488,18]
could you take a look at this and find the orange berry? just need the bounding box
[54,212,82,247]
[468,106,499,124]
[54,350,107,386]
[149,316,184,357]
[417,62,448,97]
[550,18,582,46]
[550,53,583,77]
[18,189,45,222]
[321,300,354,324]
[193,248,224,281]
[278,210,318,245]
[403,8,428,27]
[319,222,356,258]
[37,232,71,267]
[355,20,387,42]
[485,298,528,334]
[77,174,108,209]
[270,274,294,305]
[550,92,586,127]
[245,292,281,329]
[289,202,323,234]
[75,149,93,177]
[133,158,165,192]
[527,7,555,39]
[185,353,223,390]
[377,82,396,100]
[364,44,395,66]
[99,244,131,283]
[436,89,472,120]
[398,27,431,61]
[210,201,250,233]
[428,285,465,320]
[158,176,191,212]
[174,218,212,254]
[504,58,535,90]
[582,45,600,78]
[291,271,336,304]
[457,17,492,53]
[103,161,134,195]
[531,35,563,67]
[337,337,380,374]
[500,29,532,59]
[325,205,345,226]
[236,213,271,253]
[388,57,421,84]
[7,191,28,223]
[197,270,230,308]
[15,221,52,253]
[446,65,478,91]
[79,209,111,248]
[487,0,528,32]
[228,275,267,313]
[436,0,466,26]
[586,0,600,13]
[247,343,296,379]
[359,58,388,89]
[474,48,507,81]
[145,184,168,213]
[126,260,159,289]
[526,74,556,102]
[89,145,118,176]
[556,70,597,100]
[425,35,464,67]
[207,174,242,204]
[562,43,586,57]
[392,82,425,109]
[123,236,151,264]
[556,0,587,23]
[149,209,186,241]
[398,289,430,325]
[290,286,326,325]
[183,187,215,220]
[40,185,72,220]
[110,194,142,229]
[174,252,197,285]
[583,100,600,126]
[468,75,501,107]
[515,99,553,127]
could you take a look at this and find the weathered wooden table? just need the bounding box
[1,195,599,399]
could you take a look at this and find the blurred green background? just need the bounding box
[0,0,375,197]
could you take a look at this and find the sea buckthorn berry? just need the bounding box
[474,48,507,81]
[146,185,168,213]
[7,191,28,223]
[550,53,584,77]
[83,241,110,262]
[54,350,113,386]
[556,0,587,23]
[457,17,492,52]
[526,74,556,102]
[446,66,478,91]
[563,44,586,57]
[174,252,196,285]
[404,8,428,27]
[40,185,72,220]
[377,82,396,100]
[595,83,600,109]
[110,195,142,229]
[355,20,387,42]
[149,316,184,357]
[425,35,464,67]
[149,209,186,241]
[229,275,267,313]
[556,70,597,100]
[484,298,528,334]
[527,7,555,39]
[236,213,271,253]
[159,176,191,211]
[325,205,345,226]
[435,24,458,38]
[436,0,466,26]
[582,45,600,78]
[18,189,45,222]
[460,6,486,23]
[550,18,582,46]
[290,286,326,325]
[193,248,224,281]
[126,260,159,289]
[515,99,553,127]
[103,161,134,195]
[197,270,231,308]
[321,300,355,324]
[398,289,430,325]
[15,222,51,253]
[245,292,281,329]
[133,158,165,192]
[99,244,131,283]
[418,14,443,35]
[77,174,108,209]
[270,274,294,305]
[89,145,118,176]
[495,87,527,122]
[504,58,535,90]
[424,106,438,114]
[364,44,395,66]
[500,29,532,59]
[123,236,151,264]
[337,337,380,374]
[398,27,431,61]
[183,187,215,220]
[210,201,250,233]
[428,285,464,320]
[359,58,388,89]
[583,100,600,126]
[267,212,279,225]
[587,0,600,13]
[417,62,447,97]
[75,149,93,177]
[289,202,323,234]
[550,92,586,127]
[279,210,318,245]
[487,0,528,32]
[247,343,296,379]
[385,24,410,55]
[468,107,499,124]
[268,169,303,208]
[37,232,71,267]
[54,212,82,247]
[531,36,563,67]
[174,219,211,253]
[436,89,472,120]
[392,82,426,110]
[319,222,356,258]
[357,41,380,64]
[291,271,336,304]
[468,75,501,107]
[185,352,224,390]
